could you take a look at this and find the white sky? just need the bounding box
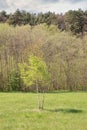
[0,0,87,13]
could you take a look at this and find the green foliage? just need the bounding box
[65,9,86,34]
[19,55,51,88]
[8,71,21,91]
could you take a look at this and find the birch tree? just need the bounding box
[19,55,51,110]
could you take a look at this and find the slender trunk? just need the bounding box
[41,90,45,110]
[36,80,40,110]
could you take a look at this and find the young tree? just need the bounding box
[19,55,51,110]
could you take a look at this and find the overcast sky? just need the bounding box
[0,0,87,14]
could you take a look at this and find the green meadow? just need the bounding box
[0,92,87,130]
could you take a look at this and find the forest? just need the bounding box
[0,9,87,92]
[0,9,87,35]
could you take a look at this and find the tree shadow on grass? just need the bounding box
[45,108,83,113]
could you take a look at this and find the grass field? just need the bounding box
[0,92,87,130]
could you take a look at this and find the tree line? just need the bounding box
[0,23,87,92]
[0,9,87,35]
